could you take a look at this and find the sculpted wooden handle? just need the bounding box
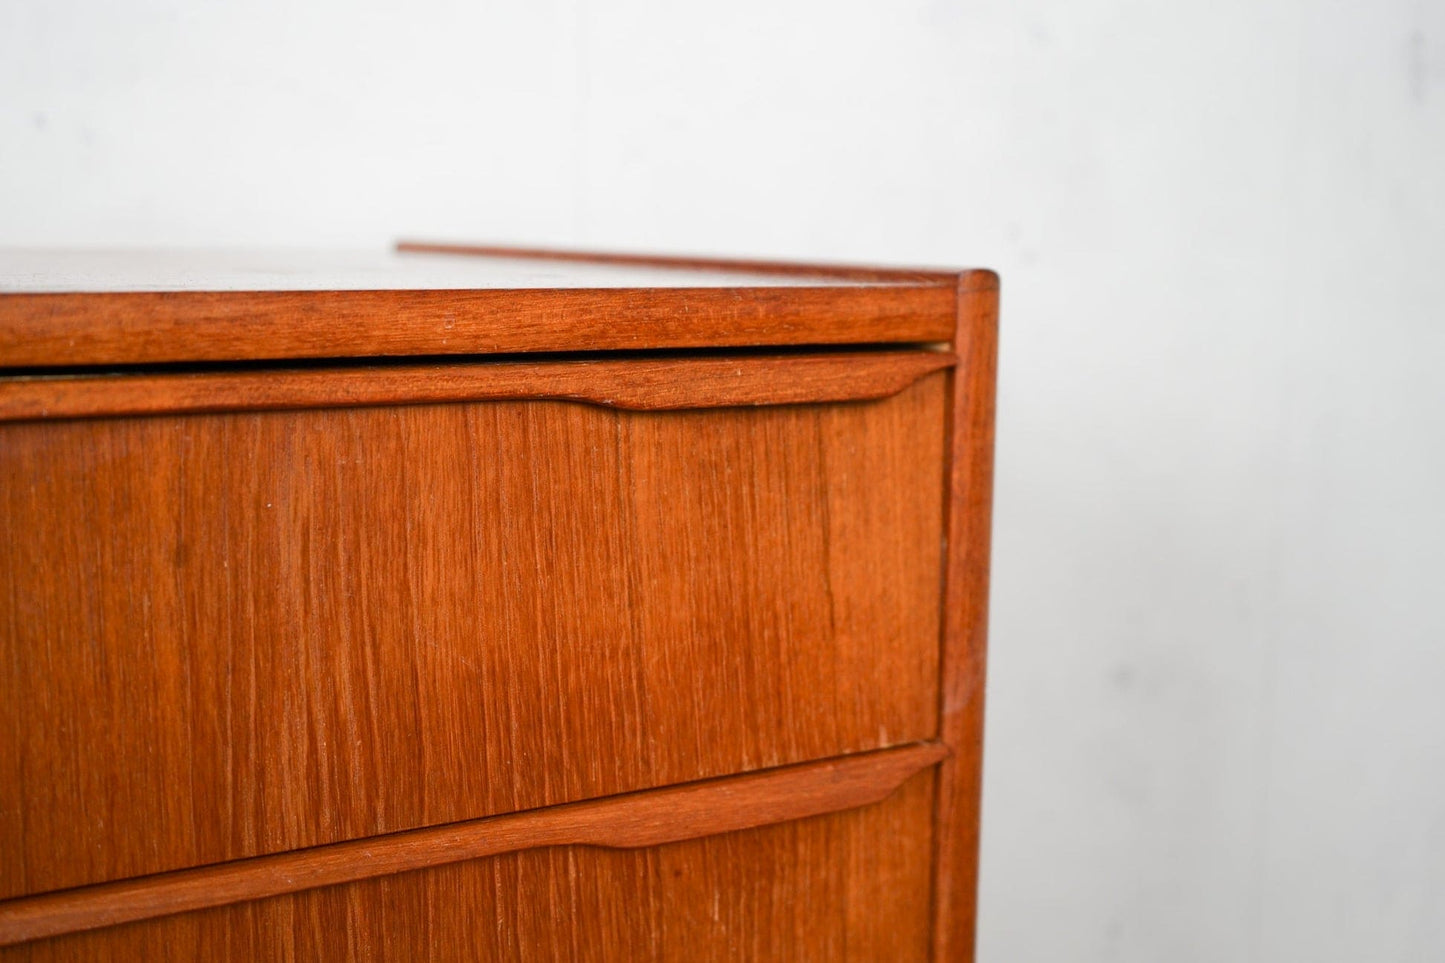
[0,350,954,423]
[0,741,948,946]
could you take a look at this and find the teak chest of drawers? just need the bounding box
[0,244,999,961]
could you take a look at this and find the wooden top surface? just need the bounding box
[0,243,978,368]
[0,248,896,293]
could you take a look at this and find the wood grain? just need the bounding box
[0,243,1002,959]
[2,769,937,962]
[931,271,1001,963]
[0,376,946,899]
[0,350,954,423]
[0,287,955,368]
[0,742,945,946]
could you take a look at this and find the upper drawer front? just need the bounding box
[0,362,946,897]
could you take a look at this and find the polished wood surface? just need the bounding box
[2,771,937,963]
[0,743,945,946]
[0,350,954,423]
[932,271,1002,962]
[0,243,1000,960]
[0,248,955,368]
[0,376,946,898]
[0,286,954,368]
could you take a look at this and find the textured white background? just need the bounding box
[4,2,1444,959]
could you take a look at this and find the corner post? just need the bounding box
[931,269,1001,960]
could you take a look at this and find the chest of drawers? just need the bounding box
[0,244,998,961]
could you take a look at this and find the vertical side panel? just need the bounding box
[932,272,1001,961]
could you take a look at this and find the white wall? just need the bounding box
[4,1,1444,959]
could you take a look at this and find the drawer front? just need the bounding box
[0,370,946,897]
[0,771,935,963]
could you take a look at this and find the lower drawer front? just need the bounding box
[0,373,946,897]
[0,770,934,963]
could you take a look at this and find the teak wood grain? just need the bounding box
[0,742,945,946]
[0,243,1000,961]
[0,376,946,898]
[0,350,953,423]
[2,770,938,962]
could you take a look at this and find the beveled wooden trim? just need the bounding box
[931,270,1001,963]
[0,285,957,369]
[0,350,954,423]
[396,240,963,284]
[0,742,948,946]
